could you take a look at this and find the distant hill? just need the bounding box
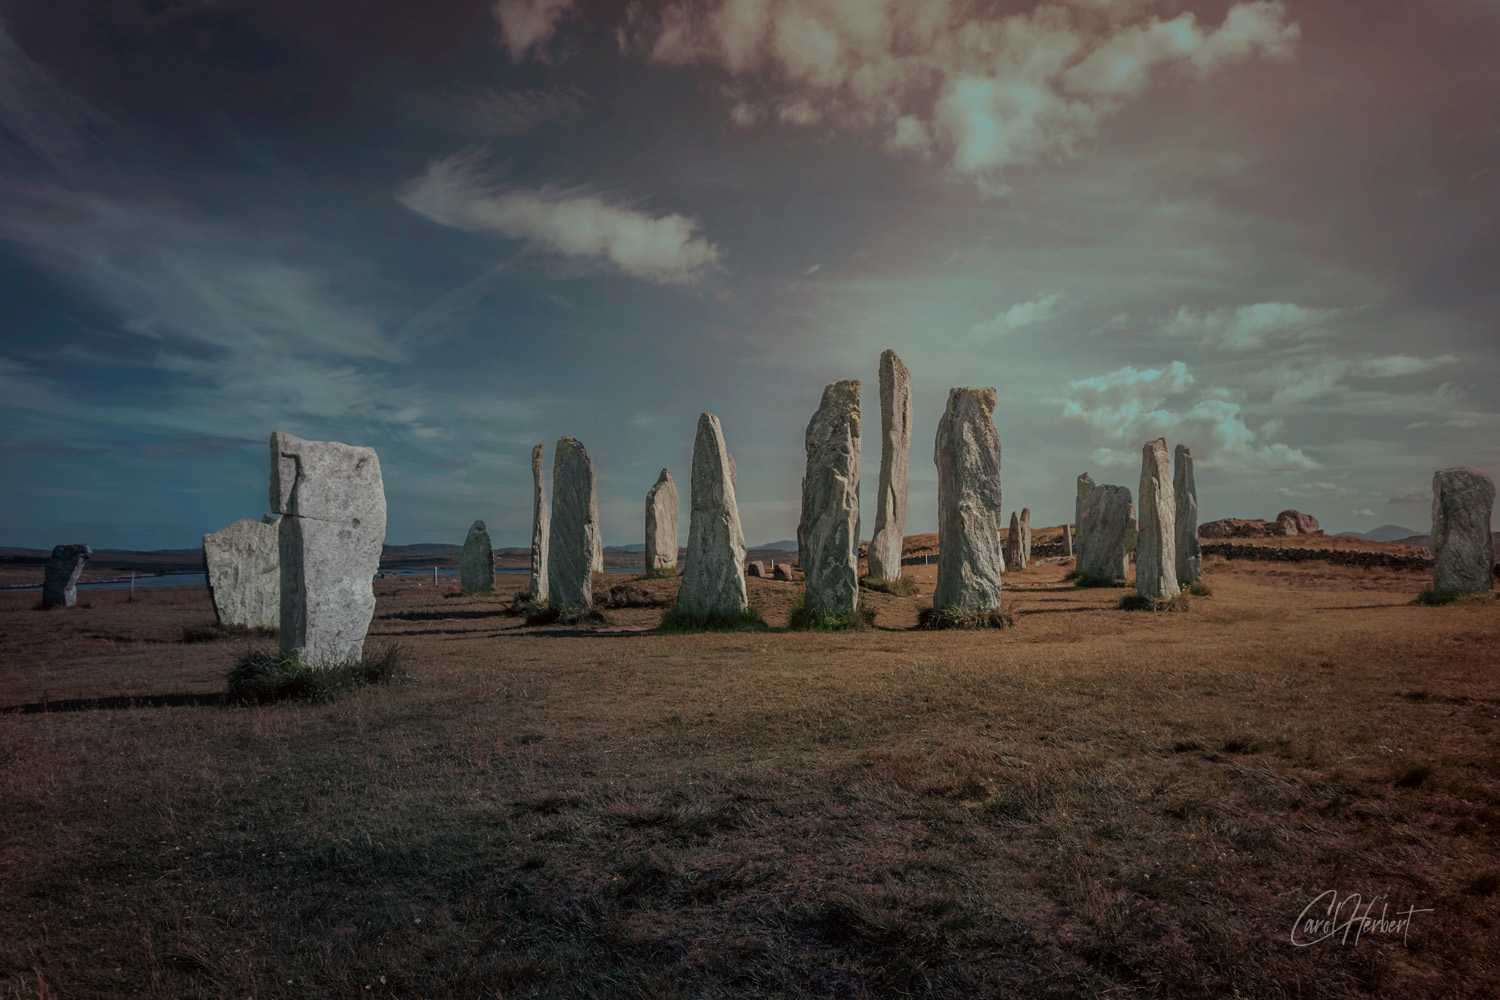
[604,544,645,553]
[1337,524,1421,543]
[753,540,798,551]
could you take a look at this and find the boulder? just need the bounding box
[800,379,862,614]
[746,560,767,577]
[867,349,911,580]
[269,431,386,665]
[40,544,91,609]
[676,413,749,618]
[645,468,679,573]
[460,519,495,594]
[1173,444,1201,585]
[1076,481,1134,582]
[548,436,599,607]
[1274,509,1321,535]
[1431,467,1495,594]
[1135,438,1179,599]
[773,562,795,582]
[529,443,549,600]
[203,518,279,627]
[932,387,1004,612]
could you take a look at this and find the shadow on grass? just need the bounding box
[226,643,407,705]
[378,609,511,621]
[3,692,226,714]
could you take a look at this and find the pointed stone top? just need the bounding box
[656,467,673,485]
[531,442,544,470]
[818,379,861,424]
[469,519,488,533]
[1175,443,1191,459]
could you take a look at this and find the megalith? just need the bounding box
[801,379,862,615]
[203,518,280,627]
[867,349,911,580]
[1136,438,1179,599]
[676,412,749,619]
[1020,507,1032,567]
[460,520,494,594]
[645,468,679,573]
[40,544,91,609]
[269,431,386,665]
[932,387,1004,612]
[529,443,549,600]
[1431,467,1495,594]
[1076,481,1134,583]
[1173,444,1201,585]
[548,436,599,607]
[1006,511,1023,570]
[1063,523,1074,558]
[1075,473,1094,564]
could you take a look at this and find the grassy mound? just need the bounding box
[226,643,405,705]
[787,603,876,631]
[914,605,1015,630]
[182,622,279,643]
[523,603,612,626]
[859,574,918,596]
[1412,588,1494,606]
[1119,591,1191,612]
[642,566,679,580]
[657,606,768,632]
[1186,581,1213,597]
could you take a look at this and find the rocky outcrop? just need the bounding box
[529,443,549,600]
[1431,467,1495,594]
[676,413,749,618]
[801,379,862,615]
[41,544,91,609]
[203,518,279,627]
[867,349,911,580]
[460,520,494,594]
[548,436,599,607]
[645,468,679,573]
[1203,511,1322,539]
[1135,438,1178,599]
[932,387,1004,612]
[1274,509,1322,536]
[1173,445,1201,585]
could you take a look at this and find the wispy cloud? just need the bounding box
[1160,301,1340,351]
[971,292,1066,337]
[494,0,577,62]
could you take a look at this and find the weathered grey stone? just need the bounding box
[1020,507,1032,567]
[801,379,862,615]
[1273,509,1321,536]
[933,387,1004,611]
[1005,511,1023,570]
[645,468,679,573]
[1075,474,1094,564]
[1173,444,1201,585]
[867,349,911,580]
[41,543,91,609]
[1076,480,1134,583]
[1431,467,1496,594]
[529,443,549,600]
[269,431,386,665]
[1136,438,1179,599]
[746,560,767,578]
[1063,523,1074,557]
[676,412,749,618]
[773,562,794,582]
[547,436,599,607]
[460,520,494,594]
[203,518,279,627]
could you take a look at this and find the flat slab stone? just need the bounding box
[1135,437,1179,599]
[203,518,279,627]
[1432,467,1495,594]
[1173,444,1201,585]
[1076,480,1135,583]
[460,519,494,594]
[548,436,599,607]
[677,412,749,618]
[41,543,91,609]
[801,378,861,614]
[932,387,1004,612]
[867,349,911,580]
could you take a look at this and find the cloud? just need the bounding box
[398,151,722,285]
[408,85,584,137]
[1266,353,1461,404]
[1273,482,1351,499]
[494,0,577,62]
[625,1,1300,186]
[1388,488,1428,505]
[971,292,1066,337]
[0,14,94,172]
[1160,301,1339,351]
[1354,354,1461,377]
[1350,508,1375,518]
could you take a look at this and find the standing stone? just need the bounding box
[1006,511,1023,570]
[772,562,794,582]
[795,477,806,569]
[1020,507,1032,566]
[932,387,1004,612]
[801,379,862,614]
[867,349,911,580]
[746,560,767,578]
[203,518,280,627]
[1136,438,1179,599]
[1075,473,1094,564]
[1173,444,1201,585]
[548,436,599,607]
[1076,481,1134,583]
[676,412,749,618]
[40,544,91,609]
[1063,523,1074,558]
[529,443,549,600]
[270,431,386,665]
[460,520,495,594]
[645,468,679,573]
[1431,467,1496,594]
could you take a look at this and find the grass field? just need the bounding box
[1,556,1497,998]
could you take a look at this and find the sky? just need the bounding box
[0,0,1496,551]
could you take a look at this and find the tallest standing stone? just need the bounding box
[676,413,748,619]
[932,387,1004,612]
[1136,438,1178,600]
[548,436,598,607]
[867,349,911,581]
[801,379,861,614]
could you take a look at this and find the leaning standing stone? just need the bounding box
[1136,438,1179,599]
[801,379,862,615]
[867,349,911,580]
[1173,444,1201,585]
[645,468,679,573]
[41,544,91,609]
[676,413,749,619]
[203,518,279,627]
[548,436,599,607]
[460,520,495,594]
[270,431,386,665]
[529,443,549,600]
[932,387,1004,612]
[1431,467,1496,594]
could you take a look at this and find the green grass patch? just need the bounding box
[787,602,875,631]
[914,605,1015,630]
[657,606,768,632]
[225,643,405,705]
[523,602,611,626]
[859,574,918,596]
[1412,588,1494,606]
[1186,581,1213,597]
[642,565,679,579]
[1119,591,1191,612]
[182,622,279,643]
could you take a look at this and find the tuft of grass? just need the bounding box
[1186,581,1213,597]
[859,574,918,596]
[502,591,543,617]
[603,585,669,609]
[657,606,768,632]
[642,565,679,579]
[914,605,1015,630]
[1119,591,1191,612]
[523,603,611,627]
[1413,588,1493,606]
[1067,570,1128,588]
[182,622,279,643]
[225,643,405,705]
[787,602,875,631]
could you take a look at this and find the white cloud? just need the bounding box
[1273,482,1350,499]
[1161,301,1339,351]
[1388,488,1428,505]
[1350,508,1375,518]
[1264,353,1461,404]
[399,151,722,286]
[1354,354,1460,377]
[625,1,1300,186]
[494,0,577,62]
[971,292,1066,337]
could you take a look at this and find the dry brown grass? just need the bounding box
[1,560,1497,998]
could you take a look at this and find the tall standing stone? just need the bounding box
[676,412,749,618]
[548,436,598,607]
[801,379,862,614]
[1076,481,1134,583]
[203,518,280,627]
[933,387,1004,612]
[1006,511,1023,570]
[270,431,386,665]
[867,349,911,580]
[1019,507,1032,566]
[40,544,91,609]
[1431,467,1496,594]
[1173,444,1201,586]
[460,520,495,594]
[1063,523,1073,557]
[645,468,679,573]
[1075,473,1094,564]
[1136,438,1179,599]
[529,443,549,600]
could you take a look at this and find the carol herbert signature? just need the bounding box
[1291,890,1434,947]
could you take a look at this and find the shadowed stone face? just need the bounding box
[801,379,861,615]
[460,519,494,594]
[1075,473,1094,565]
[41,544,91,609]
[868,350,911,580]
[677,412,748,618]
[269,430,386,666]
[548,436,598,607]
[530,443,549,600]
[203,518,279,627]
[933,387,1004,612]
[1005,510,1023,569]
[1431,467,1495,594]
[1077,481,1134,583]
[1174,444,1201,585]
[645,468,679,572]
[1136,438,1179,599]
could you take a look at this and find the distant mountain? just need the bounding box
[752,540,798,551]
[382,543,462,556]
[1337,524,1421,543]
